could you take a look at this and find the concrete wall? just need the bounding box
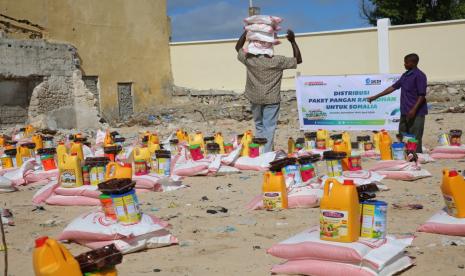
[0,0,172,121]
[170,20,465,92]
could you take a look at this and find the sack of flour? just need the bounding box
[244,15,283,26]
[245,23,281,34]
[246,41,274,56]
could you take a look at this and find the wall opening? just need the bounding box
[83,75,100,112]
[0,76,43,125]
[117,82,133,120]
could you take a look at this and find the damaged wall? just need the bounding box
[0,0,173,123]
[0,37,100,128]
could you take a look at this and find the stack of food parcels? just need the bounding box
[243,15,282,56]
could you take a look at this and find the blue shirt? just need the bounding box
[392,68,428,116]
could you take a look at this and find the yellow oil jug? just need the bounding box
[240,130,253,157]
[0,135,6,147]
[33,236,82,276]
[320,178,360,243]
[70,142,84,163]
[133,147,151,164]
[60,153,83,188]
[379,131,392,160]
[32,134,44,151]
[176,129,189,142]
[441,169,465,218]
[189,131,205,150]
[105,162,133,180]
[262,171,288,210]
[333,141,350,171]
[342,132,352,153]
[316,129,329,148]
[24,124,35,137]
[214,133,225,154]
[148,133,160,145]
[16,144,34,167]
[56,142,68,169]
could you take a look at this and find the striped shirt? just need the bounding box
[238,50,297,105]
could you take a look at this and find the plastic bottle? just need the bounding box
[56,142,68,169]
[262,171,288,210]
[373,131,382,153]
[176,129,188,142]
[104,130,114,146]
[32,134,44,151]
[214,133,225,154]
[70,142,84,164]
[133,147,151,165]
[189,131,205,151]
[105,162,133,180]
[333,141,350,171]
[441,169,465,218]
[342,132,352,154]
[317,129,329,148]
[379,131,393,160]
[287,137,295,155]
[320,178,360,243]
[33,236,82,276]
[60,153,83,188]
[240,130,253,157]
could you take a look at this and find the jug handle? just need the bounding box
[106,162,116,179]
[323,178,339,197]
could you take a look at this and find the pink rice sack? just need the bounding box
[234,151,276,171]
[267,226,414,271]
[271,256,414,276]
[431,145,465,159]
[58,210,178,254]
[244,15,283,26]
[369,160,431,181]
[244,23,281,33]
[418,209,465,236]
[246,184,322,210]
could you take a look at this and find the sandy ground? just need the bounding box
[1,113,465,276]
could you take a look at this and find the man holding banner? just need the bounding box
[368,53,427,153]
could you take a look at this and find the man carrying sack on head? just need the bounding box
[235,29,302,152]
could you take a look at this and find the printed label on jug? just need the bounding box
[320,209,348,239]
[263,192,283,210]
[61,169,76,187]
[443,194,458,216]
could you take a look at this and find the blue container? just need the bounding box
[391,142,405,160]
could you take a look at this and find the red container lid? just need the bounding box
[449,170,459,177]
[35,236,48,248]
[122,163,132,168]
[343,179,355,185]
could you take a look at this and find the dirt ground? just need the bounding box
[1,112,465,276]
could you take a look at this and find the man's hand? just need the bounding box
[367,96,377,104]
[406,109,417,121]
[287,29,295,43]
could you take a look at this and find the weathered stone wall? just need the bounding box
[0,36,101,129]
[0,38,77,77]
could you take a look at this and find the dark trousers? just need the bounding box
[399,115,425,153]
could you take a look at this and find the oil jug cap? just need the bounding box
[71,152,78,156]
[122,163,132,168]
[449,170,459,177]
[343,179,355,186]
[35,236,48,248]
